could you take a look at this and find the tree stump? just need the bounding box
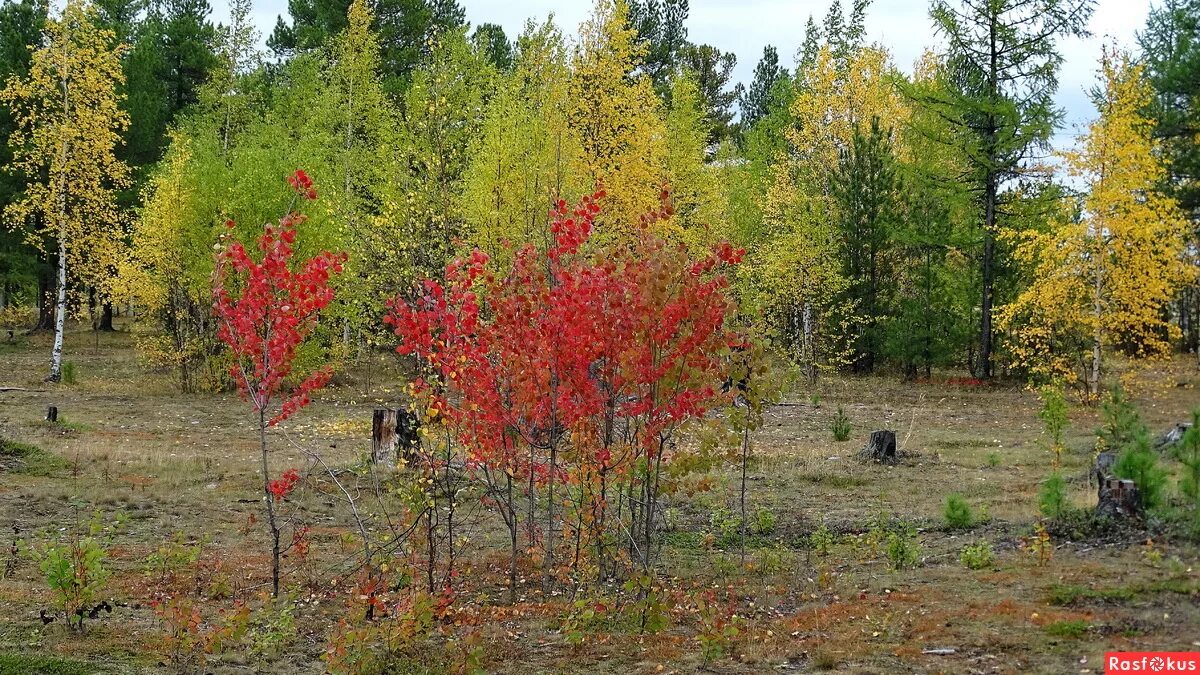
[1153,422,1192,452]
[45,406,57,423]
[1093,451,1117,486]
[857,430,897,465]
[1097,477,1141,519]
[371,409,420,468]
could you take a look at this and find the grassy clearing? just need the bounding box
[0,325,1198,672]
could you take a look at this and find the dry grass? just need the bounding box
[0,324,1198,673]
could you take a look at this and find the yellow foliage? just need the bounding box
[999,52,1193,394]
[1,0,130,301]
[568,0,668,239]
[462,19,588,264]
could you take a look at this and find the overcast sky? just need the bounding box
[216,0,1157,152]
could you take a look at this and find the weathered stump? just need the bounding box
[1093,452,1117,486]
[857,430,897,465]
[371,408,420,468]
[1153,422,1192,452]
[1097,477,1141,519]
[45,406,57,423]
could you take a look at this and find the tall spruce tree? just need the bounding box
[740,45,786,130]
[1139,0,1200,356]
[923,0,1094,378]
[269,0,464,94]
[830,116,898,373]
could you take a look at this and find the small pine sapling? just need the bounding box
[1038,383,1068,466]
[1175,410,1200,535]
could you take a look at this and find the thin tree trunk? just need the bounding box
[507,473,517,604]
[98,302,114,331]
[260,408,281,597]
[48,232,67,382]
[1089,258,1103,399]
[802,302,816,383]
[543,440,556,592]
[977,171,996,380]
[738,423,749,565]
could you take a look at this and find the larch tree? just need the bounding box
[568,0,667,241]
[309,0,392,342]
[999,53,1192,396]
[1138,0,1200,357]
[663,70,724,249]
[925,0,1094,379]
[462,19,586,264]
[1,0,130,382]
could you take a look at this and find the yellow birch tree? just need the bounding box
[999,51,1192,396]
[1,0,129,381]
[568,0,667,239]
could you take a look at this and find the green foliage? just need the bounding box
[809,523,836,556]
[885,524,920,570]
[1174,410,1200,534]
[693,591,741,664]
[830,116,898,373]
[830,406,851,442]
[753,507,777,536]
[942,493,974,529]
[560,596,619,646]
[1039,472,1068,520]
[1038,383,1068,463]
[1098,386,1148,452]
[623,573,669,634]
[0,439,67,476]
[60,361,76,385]
[1114,434,1168,512]
[142,532,204,588]
[959,541,995,570]
[1138,0,1200,217]
[25,511,122,631]
[0,653,93,675]
[248,596,298,661]
[986,451,1001,468]
[1044,619,1090,638]
[740,45,787,129]
[757,541,797,574]
[867,514,920,570]
[269,0,465,95]
[925,0,1094,377]
[709,506,775,546]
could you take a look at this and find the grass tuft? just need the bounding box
[0,439,69,476]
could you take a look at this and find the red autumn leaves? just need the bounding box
[385,188,747,483]
[212,170,345,427]
[287,169,317,201]
[268,468,301,501]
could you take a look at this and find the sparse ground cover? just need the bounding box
[1,326,1199,673]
